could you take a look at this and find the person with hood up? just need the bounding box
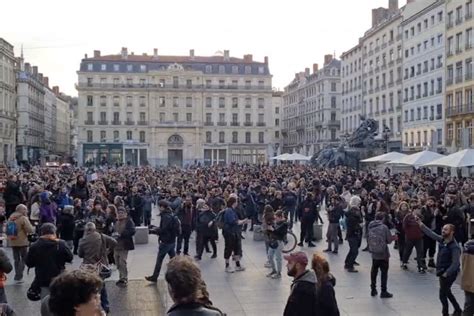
[283,251,318,316]
[39,192,57,225]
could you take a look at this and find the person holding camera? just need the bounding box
[415,217,463,316]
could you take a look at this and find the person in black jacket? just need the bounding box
[127,186,144,227]
[344,199,363,272]
[25,223,73,298]
[0,248,13,304]
[176,195,194,256]
[112,207,136,287]
[70,175,89,201]
[194,201,217,260]
[312,252,340,316]
[283,251,318,316]
[146,200,181,283]
[56,205,75,251]
[416,218,463,316]
[297,193,317,247]
[325,196,344,254]
[421,197,440,268]
[266,211,288,279]
[4,175,24,218]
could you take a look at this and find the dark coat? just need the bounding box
[298,199,318,221]
[345,207,363,239]
[26,238,73,287]
[283,270,318,316]
[316,276,340,316]
[114,218,136,251]
[4,180,23,206]
[167,302,223,316]
[70,182,89,201]
[196,210,217,239]
[57,213,75,241]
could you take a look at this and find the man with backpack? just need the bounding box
[368,212,396,298]
[7,204,34,283]
[145,200,181,283]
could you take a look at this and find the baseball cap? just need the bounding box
[283,251,308,266]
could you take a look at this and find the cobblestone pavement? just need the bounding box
[2,206,466,315]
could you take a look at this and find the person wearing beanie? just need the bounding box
[26,223,73,298]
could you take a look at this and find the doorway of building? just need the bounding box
[168,149,183,167]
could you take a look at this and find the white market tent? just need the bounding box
[422,149,474,168]
[361,152,407,163]
[270,153,291,161]
[386,150,445,167]
[286,153,311,161]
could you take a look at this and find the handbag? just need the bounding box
[80,234,112,279]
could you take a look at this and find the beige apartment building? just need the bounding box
[282,55,341,155]
[445,0,474,150]
[76,48,276,166]
[0,38,17,165]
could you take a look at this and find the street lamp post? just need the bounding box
[382,125,391,153]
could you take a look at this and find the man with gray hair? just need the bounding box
[78,222,117,313]
[26,223,73,298]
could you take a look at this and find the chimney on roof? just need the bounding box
[93,50,101,58]
[25,63,31,73]
[313,63,319,73]
[38,73,43,82]
[52,86,59,95]
[224,50,230,61]
[264,56,268,65]
[244,54,253,62]
[84,54,88,59]
[121,47,128,59]
[190,49,195,59]
[324,54,333,65]
[305,68,310,76]
[388,0,398,11]
[131,52,134,56]
[153,48,158,59]
[32,66,38,76]
[43,77,49,87]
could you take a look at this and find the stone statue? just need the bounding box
[347,115,379,148]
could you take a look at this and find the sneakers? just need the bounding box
[225,266,235,273]
[380,291,393,298]
[271,273,281,279]
[418,267,426,274]
[264,262,272,268]
[371,289,378,297]
[145,276,157,283]
[235,266,246,272]
[266,271,276,277]
[116,280,127,288]
[297,242,303,247]
[307,242,316,247]
[354,261,360,266]
[323,248,332,252]
[211,253,217,259]
[428,259,436,268]
[401,263,408,270]
[347,268,359,273]
[332,250,338,254]
[362,247,369,252]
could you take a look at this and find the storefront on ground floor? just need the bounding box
[81,143,149,166]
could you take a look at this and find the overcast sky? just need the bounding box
[1,0,407,96]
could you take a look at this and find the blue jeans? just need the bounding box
[100,285,109,312]
[267,241,283,274]
[151,242,176,279]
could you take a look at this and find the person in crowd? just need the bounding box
[0,246,13,304]
[26,223,73,298]
[73,198,87,255]
[283,251,318,316]
[325,195,344,254]
[4,175,24,218]
[402,205,425,273]
[394,201,409,264]
[86,201,107,234]
[362,192,378,251]
[222,197,248,273]
[444,194,467,246]
[127,186,144,227]
[78,222,117,313]
[266,210,288,279]
[344,196,363,273]
[165,256,224,316]
[39,192,57,225]
[297,192,317,248]
[142,190,153,226]
[168,188,183,214]
[146,200,181,283]
[262,204,275,268]
[368,212,396,298]
[55,187,73,211]
[176,195,193,256]
[461,239,474,316]
[46,270,105,316]
[56,205,75,251]
[7,204,34,283]
[282,183,298,228]
[70,175,89,201]
[112,207,135,287]
[311,253,340,316]
[416,216,463,316]
[195,200,217,260]
[421,196,441,268]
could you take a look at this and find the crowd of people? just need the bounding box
[0,163,471,315]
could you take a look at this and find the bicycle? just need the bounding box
[282,230,298,253]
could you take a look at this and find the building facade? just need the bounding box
[0,38,17,165]
[445,0,474,150]
[16,63,46,163]
[76,48,275,166]
[271,91,283,157]
[282,55,341,155]
[361,2,404,151]
[401,0,446,153]
[341,44,364,136]
[55,90,71,157]
[44,83,57,156]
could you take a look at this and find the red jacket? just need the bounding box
[403,213,423,240]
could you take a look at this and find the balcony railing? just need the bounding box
[84,120,95,125]
[137,121,148,125]
[204,121,213,126]
[466,72,473,81]
[466,42,473,50]
[455,17,463,25]
[125,120,135,125]
[217,122,227,126]
[446,103,474,117]
[244,121,253,126]
[467,12,473,20]
[257,122,266,127]
[447,21,454,29]
[455,75,463,84]
[230,122,240,126]
[98,120,108,125]
[76,82,272,91]
[111,120,121,125]
[447,78,454,86]
[327,120,340,127]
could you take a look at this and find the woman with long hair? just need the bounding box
[394,201,410,263]
[311,253,340,316]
